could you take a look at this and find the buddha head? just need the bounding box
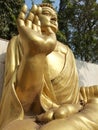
[38,3,58,33]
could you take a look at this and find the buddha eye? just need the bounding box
[42,11,51,16]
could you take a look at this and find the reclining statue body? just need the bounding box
[0,3,98,130]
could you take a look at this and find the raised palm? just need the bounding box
[17,5,57,56]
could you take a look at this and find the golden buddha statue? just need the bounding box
[0,3,98,130]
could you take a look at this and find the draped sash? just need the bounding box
[40,45,80,111]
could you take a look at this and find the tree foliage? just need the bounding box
[0,0,25,40]
[58,0,98,63]
[31,0,55,5]
[42,0,55,4]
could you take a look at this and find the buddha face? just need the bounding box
[38,6,58,33]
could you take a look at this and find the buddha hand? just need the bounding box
[17,4,57,57]
[53,104,83,119]
[36,104,83,123]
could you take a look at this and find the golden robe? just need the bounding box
[0,36,98,130]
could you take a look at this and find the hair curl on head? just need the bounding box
[38,3,55,11]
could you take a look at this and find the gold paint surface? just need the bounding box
[0,3,98,130]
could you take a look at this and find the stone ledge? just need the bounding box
[76,60,98,86]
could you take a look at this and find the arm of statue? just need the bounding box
[15,5,57,112]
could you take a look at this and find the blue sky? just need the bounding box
[25,0,60,9]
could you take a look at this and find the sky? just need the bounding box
[25,0,60,10]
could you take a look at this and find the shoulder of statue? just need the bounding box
[54,41,69,54]
[7,35,20,55]
[8,35,19,47]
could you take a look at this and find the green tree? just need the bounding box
[58,0,98,63]
[31,0,55,5]
[0,0,25,40]
[42,0,55,4]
